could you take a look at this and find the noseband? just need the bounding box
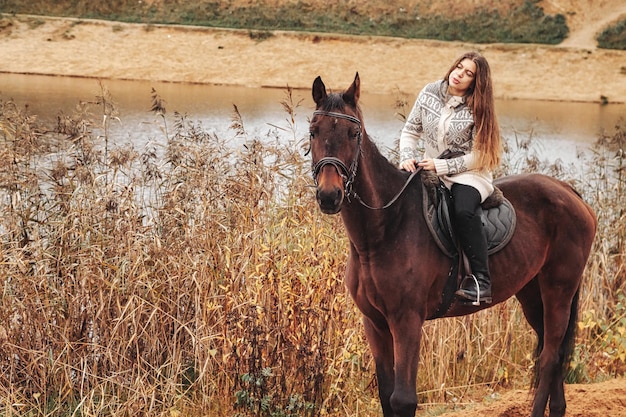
[311,110,363,200]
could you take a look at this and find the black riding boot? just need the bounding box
[452,186,492,304]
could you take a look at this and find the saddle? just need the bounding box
[421,170,517,318]
[422,172,516,258]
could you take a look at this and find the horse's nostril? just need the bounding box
[333,188,342,202]
[317,188,344,214]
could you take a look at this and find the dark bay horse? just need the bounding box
[308,73,597,417]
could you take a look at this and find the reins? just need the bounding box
[353,168,423,210]
[311,110,423,210]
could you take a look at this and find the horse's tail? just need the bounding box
[531,288,580,389]
[567,183,598,231]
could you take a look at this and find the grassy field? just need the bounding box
[3,0,625,49]
[0,0,571,45]
[0,84,624,416]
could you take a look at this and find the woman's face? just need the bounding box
[448,58,477,96]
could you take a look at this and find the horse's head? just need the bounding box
[309,73,363,214]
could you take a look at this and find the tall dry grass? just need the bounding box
[0,85,624,417]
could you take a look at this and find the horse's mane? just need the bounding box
[321,93,404,172]
[318,93,344,110]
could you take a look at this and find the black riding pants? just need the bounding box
[451,183,490,277]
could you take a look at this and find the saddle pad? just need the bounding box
[423,183,517,258]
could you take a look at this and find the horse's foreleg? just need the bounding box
[363,317,395,417]
[388,314,423,417]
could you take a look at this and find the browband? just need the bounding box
[313,110,361,126]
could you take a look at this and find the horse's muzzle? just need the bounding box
[313,160,348,214]
[316,186,344,214]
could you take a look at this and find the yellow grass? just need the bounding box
[0,86,624,416]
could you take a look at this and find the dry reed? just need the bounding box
[0,86,624,417]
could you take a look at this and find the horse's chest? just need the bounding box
[345,257,403,312]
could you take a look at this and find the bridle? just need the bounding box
[310,110,423,210]
[310,110,363,202]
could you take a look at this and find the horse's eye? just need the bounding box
[310,131,317,140]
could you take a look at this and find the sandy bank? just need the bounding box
[0,16,625,103]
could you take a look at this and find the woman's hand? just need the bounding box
[399,159,417,172]
[418,158,436,171]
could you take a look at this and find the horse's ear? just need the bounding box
[343,72,360,107]
[312,76,327,107]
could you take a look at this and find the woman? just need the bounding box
[399,51,502,304]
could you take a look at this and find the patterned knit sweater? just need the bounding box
[399,79,494,202]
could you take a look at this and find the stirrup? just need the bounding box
[456,274,492,306]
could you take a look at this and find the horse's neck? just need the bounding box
[340,137,422,245]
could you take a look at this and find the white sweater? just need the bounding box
[399,80,494,202]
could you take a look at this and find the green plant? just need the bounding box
[234,368,316,417]
[390,1,567,44]
[248,29,274,41]
[598,18,626,50]
[576,291,626,379]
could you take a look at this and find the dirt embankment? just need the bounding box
[439,377,626,417]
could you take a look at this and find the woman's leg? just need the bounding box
[451,183,492,303]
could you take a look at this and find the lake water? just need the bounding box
[1,73,624,164]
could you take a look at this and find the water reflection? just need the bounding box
[0,73,623,163]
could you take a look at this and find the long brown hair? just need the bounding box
[444,51,502,171]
